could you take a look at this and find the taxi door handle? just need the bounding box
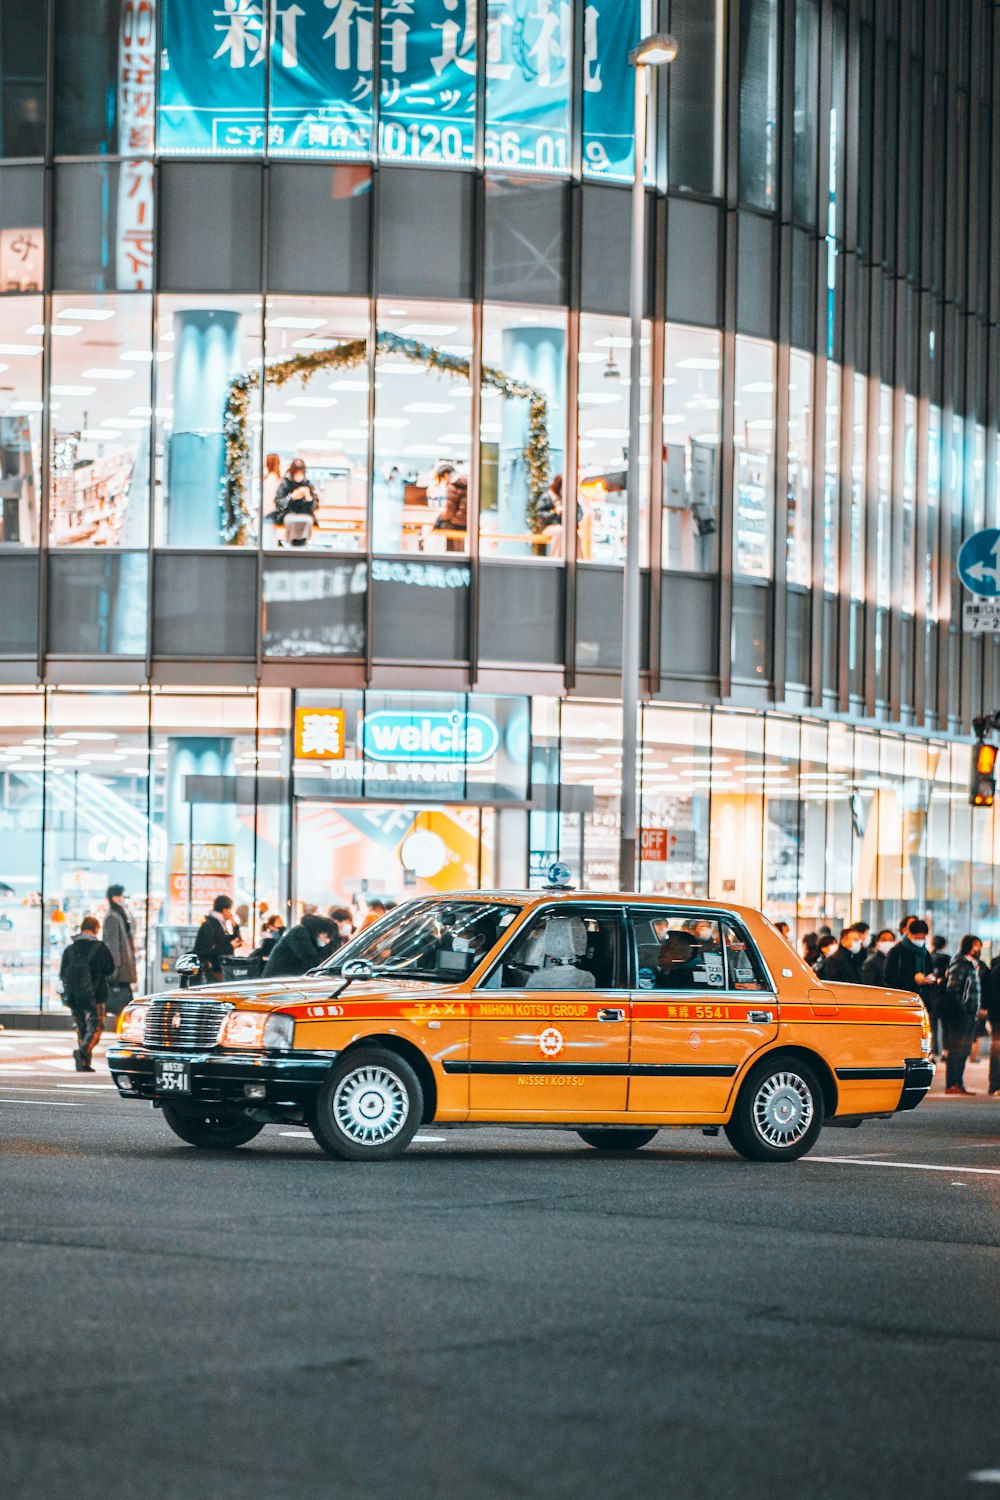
[597,1007,625,1022]
[747,1010,774,1024]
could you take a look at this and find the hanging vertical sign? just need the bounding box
[116,0,156,289]
[581,0,639,181]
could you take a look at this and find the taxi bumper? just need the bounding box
[106,1045,336,1113]
[896,1058,935,1112]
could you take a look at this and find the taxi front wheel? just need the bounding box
[160,1103,264,1150]
[724,1056,824,1162]
[577,1129,659,1151]
[311,1048,423,1161]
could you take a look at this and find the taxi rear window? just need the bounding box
[632,912,770,993]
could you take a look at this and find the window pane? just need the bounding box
[0,294,42,546]
[46,551,149,655]
[378,6,475,165]
[875,384,892,608]
[372,300,471,555]
[582,0,640,182]
[733,335,775,578]
[159,0,267,154]
[738,0,779,210]
[667,0,723,196]
[262,554,366,657]
[53,161,155,294]
[483,176,568,306]
[577,313,650,566]
[493,908,622,989]
[663,325,720,572]
[266,164,372,296]
[54,0,156,158]
[926,405,941,621]
[0,0,47,157]
[0,166,44,293]
[902,393,917,613]
[480,305,565,561]
[485,3,571,175]
[49,294,152,548]
[262,295,370,552]
[849,372,866,602]
[154,295,263,547]
[792,0,819,223]
[823,362,841,591]
[786,350,813,586]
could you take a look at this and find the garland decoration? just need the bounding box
[220,330,550,544]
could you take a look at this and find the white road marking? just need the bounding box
[0,1098,85,1107]
[55,1083,116,1091]
[279,1131,311,1138]
[969,1471,1000,1484]
[810,1156,1000,1177]
[413,1135,446,1143]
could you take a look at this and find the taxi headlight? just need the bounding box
[219,1010,294,1051]
[118,1003,149,1044]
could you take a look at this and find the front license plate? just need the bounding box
[155,1058,191,1094]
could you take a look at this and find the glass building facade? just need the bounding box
[2,0,1000,1007]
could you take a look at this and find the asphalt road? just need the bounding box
[1,1030,999,1500]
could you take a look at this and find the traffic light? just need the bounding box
[970,739,998,807]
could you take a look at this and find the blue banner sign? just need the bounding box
[360,709,500,763]
[158,0,638,169]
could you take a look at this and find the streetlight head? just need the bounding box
[629,33,678,67]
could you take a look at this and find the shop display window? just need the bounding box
[663,324,721,573]
[785,350,812,586]
[48,294,153,548]
[576,313,650,567]
[633,707,710,899]
[479,305,566,561]
[153,294,263,548]
[733,335,775,579]
[262,295,370,553]
[372,300,472,556]
[0,293,42,546]
[0,691,45,1008]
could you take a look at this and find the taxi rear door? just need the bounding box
[627,909,780,1116]
[464,904,631,1117]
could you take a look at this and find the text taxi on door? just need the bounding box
[108,887,933,1163]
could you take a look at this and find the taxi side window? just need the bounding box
[481,909,623,991]
[720,920,769,991]
[633,914,725,993]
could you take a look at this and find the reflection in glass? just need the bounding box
[792,0,819,223]
[667,0,724,196]
[733,335,775,578]
[823,363,841,592]
[54,0,156,159]
[49,294,152,547]
[663,325,720,572]
[738,0,779,210]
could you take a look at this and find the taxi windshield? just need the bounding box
[320,898,523,983]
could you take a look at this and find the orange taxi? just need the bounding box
[108,891,934,1163]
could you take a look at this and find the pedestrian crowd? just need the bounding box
[774,914,1000,1097]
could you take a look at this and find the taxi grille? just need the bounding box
[143,998,227,1051]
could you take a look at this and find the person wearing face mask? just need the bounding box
[942,935,983,1095]
[814,932,860,985]
[842,927,867,976]
[262,913,336,978]
[860,929,897,986]
[327,905,355,954]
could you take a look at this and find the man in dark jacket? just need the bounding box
[60,916,115,1072]
[943,935,982,1095]
[814,932,859,985]
[262,913,337,978]
[860,929,896,986]
[986,956,1000,1097]
[884,918,933,998]
[102,883,137,1015]
[194,894,239,985]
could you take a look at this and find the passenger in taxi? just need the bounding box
[653,932,704,989]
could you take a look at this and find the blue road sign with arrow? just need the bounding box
[958,529,1000,596]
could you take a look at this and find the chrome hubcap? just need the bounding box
[752,1070,813,1147]
[333,1065,409,1144]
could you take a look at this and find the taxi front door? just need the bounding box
[465,905,631,1118]
[627,909,780,1117]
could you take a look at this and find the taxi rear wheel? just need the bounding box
[577,1128,659,1151]
[311,1048,423,1162]
[161,1103,264,1150]
[724,1056,824,1162]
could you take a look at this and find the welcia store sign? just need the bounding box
[361,710,500,764]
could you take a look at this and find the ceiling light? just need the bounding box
[677,357,720,370]
[266,316,327,329]
[285,396,339,408]
[398,323,457,337]
[292,337,339,351]
[119,349,155,361]
[742,381,774,394]
[378,362,423,376]
[579,393,623,406]
[27,323,82,337]
[83,367,133,380]
[404,402,455,414]
[104,417,149,429]
[0,342,42,356]
[51,384,96,396]
[329,379,369,391]
[10,400,44,412]
[374,416,409,428]
[57,307,115,321]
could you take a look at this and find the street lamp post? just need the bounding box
[619,33,678,891]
